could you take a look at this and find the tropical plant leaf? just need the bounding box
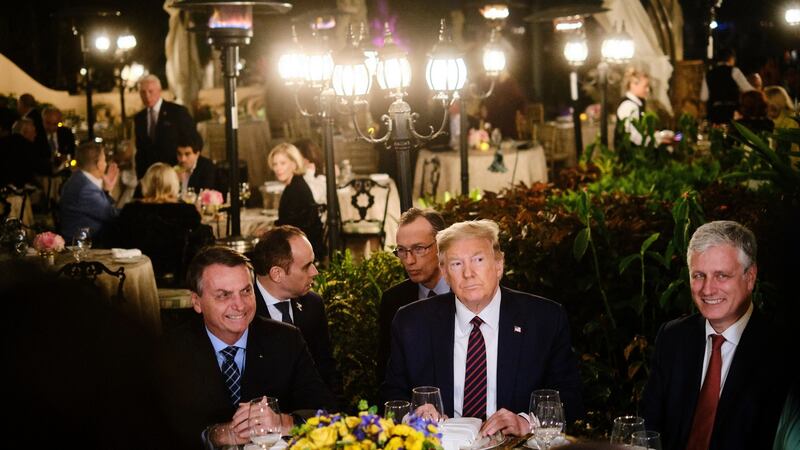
[573,227,590,261]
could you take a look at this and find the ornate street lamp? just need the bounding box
[563,33,588,159]
[598,23,634,146]
[175,0,291,242]
[786,4,800,26]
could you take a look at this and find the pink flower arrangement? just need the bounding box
[468,128,490,149]
[33,232,65,252]
[200,189,224,206]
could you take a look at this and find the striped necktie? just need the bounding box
[462,316,487,419]
[220,346,241,406]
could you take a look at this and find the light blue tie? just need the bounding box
[220,346,241,405]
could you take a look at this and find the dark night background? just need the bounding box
[1,0,797,103]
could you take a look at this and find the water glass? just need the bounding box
[532,401,564,450]
[249,396,282,449]
[384,400,411,423]
[529,389,561,428]
[411,386,445,422]
[72,227,92,261]
[184,187,197,204]
[631,430,662,450]
[610,415,645,445]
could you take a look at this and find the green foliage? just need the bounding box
[314,250,406,411]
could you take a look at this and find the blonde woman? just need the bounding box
[111,162,214,285]
[268,143,325,259]
[615,68,673,148]
[764,86,799,130]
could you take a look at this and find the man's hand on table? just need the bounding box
[210,403,251,446]
[480,408,530,437]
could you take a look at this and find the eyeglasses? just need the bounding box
[393,242,435,259]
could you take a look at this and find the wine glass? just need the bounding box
[249,396,282,450]
[610,415,645,446]
[72,227,92,261]
[411,386,445,423]
[529,389,561,427]
[531,401,564,450]
[631,430,662,450]
[184,187,197,204]
[239,182,251,205]
[384,400,411,423]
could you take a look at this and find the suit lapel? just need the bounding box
[713,313,762,431]
[496,288,524,410]
[679,316,707,440]
[241,323,269,400]
[433,294,456,416]
[291,297,304,329]
[189,320,233,409]
[253,278,274,320]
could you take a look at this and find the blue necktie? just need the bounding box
[220,346,241,405]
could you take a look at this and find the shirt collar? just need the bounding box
[255,277,289,304]
[150,98,163,115]
[205,326,248,353]
[704,301,753,345]
[81,170,103,190]
[625,92,644,106]
[418,275,450,299]
[454,286,502,333]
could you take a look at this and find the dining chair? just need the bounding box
[338,177,392,251]
[419,156,442,200]
[538,124,571,180]
[57,261,126,303]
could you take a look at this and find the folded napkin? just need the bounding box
[440,418,482,450]
[369,173,390,182]
[111,248,142,259]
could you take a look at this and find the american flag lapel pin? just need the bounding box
[514,326,522,333]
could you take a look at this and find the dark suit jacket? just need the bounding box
[59,170,118,246]
[157,316,337,450]
[187,155,217,192]
[254,283,341,397]
[134,100,195,179]
[380,286,584,422]
[641,311,791,450]
[54,126,77,157]
[275,175,325,259]
[377,278,420,383]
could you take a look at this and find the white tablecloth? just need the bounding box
[413,144,548,203]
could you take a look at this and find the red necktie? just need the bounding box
[462,316,487,419]
[686,334,725,450]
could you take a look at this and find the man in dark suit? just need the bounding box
[641,221,790,450]
[251,225,341,397]
[134,74,196,179]
[59,141,119,246]
[157,246,336,449]
[176,129,216,194]
[381,220,583,436]
[377,208,449,383]
[41,107,76,159]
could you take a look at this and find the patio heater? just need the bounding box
[563,33,588,159]
[599,24,635,146]
[175,0,291,242]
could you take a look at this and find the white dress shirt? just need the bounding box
[700,302,753,393]
[255,278,294,323]
[617,93,646,146]
[453,286,502,418]
[417,276,450,300]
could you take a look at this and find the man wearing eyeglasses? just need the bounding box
[377,208,449,383]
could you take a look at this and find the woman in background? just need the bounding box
[111,162,213,286]
[293,138,327,206]
[268,143,326,260]
[765,86,799,130]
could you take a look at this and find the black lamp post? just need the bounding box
[175,0,291,241]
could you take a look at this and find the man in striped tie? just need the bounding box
[381,220,583,437]
[156,246,336,449]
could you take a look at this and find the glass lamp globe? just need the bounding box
[563,35,588,66]
[601,27,635,64]
[425,20,467,98]
[482,29,506,77]
[787,6,800,26]
[117,34,137,51]
[94,35,111,52]
[332,36,372,98]
[375,23,412,91]
[305,50,333,87]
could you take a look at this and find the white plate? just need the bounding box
[244,439,288,450]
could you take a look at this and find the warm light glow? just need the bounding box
[279,51,308,86]
[709,20,718,29]
[480,4,510,20]
[117,34,137,51]
[312,15,336,30]
[80,67,87,76]
[554,16,584,32]
[483,46,506,76]
[121,63,146,86]
[601,29,635,64]
[787,6,800,25]
[377,56,412,91]
[94,35,111,52]
[305,51,334,87]
[563,36,588,66]
[208,5,253,30]
[363,49,379,78]
[332,63,372,97]
[426,57,467,95]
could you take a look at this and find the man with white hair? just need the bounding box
[642,220,790,450]
[133,74,196,179]
[381,219,583,436]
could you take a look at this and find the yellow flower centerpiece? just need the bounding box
[288,401,442,450]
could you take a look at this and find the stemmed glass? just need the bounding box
[411,386,445,423]
[384,400,411,424]
[610,416,645,446]
[249,396,282,450]
[631,430,662,450]
[183,187,197,204]
[72,227,92,261]
[531,401,564,450]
